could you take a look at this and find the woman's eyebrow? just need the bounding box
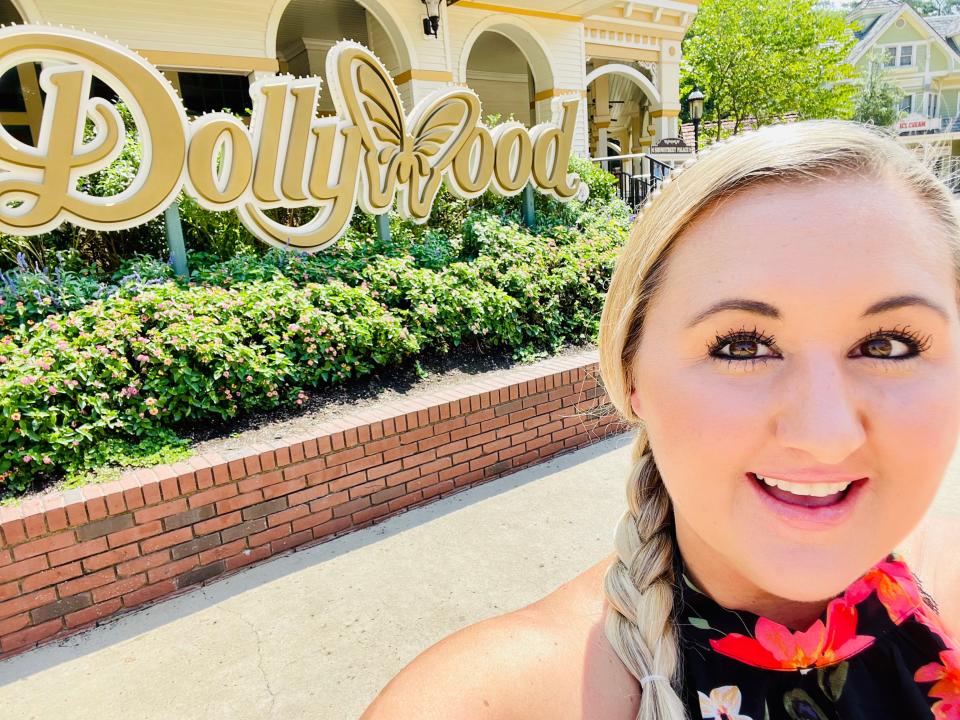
[685,294,949,329]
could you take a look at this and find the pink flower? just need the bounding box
[20,375,36,385]
[22,455,32,463]
[136,354,149,363]
[56,341,69,351]
[47,385,58,395]
[10,412,20,421]
[42,456,51,465]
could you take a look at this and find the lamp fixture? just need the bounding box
[687,86,704,122]
[422,0,443,38]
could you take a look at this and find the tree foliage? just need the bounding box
[682,0,859,142]
[903,0,960,15]
[852,48,905,127]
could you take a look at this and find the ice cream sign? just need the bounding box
[0,26,583,252]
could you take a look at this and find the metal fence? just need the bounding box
[591,153,677,212]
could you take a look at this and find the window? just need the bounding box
[178,72,251,116]
[881,44,915,68]
[926,91,939,117]
[899,94,913,113]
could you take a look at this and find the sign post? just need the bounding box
[163,203,189,278]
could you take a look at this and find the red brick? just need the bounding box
[193,511,242,536]
[482,437,511,455]
[401,449,436,470]
[363,435,401,455]
[243,454,262,476]
[419,457,453,476]
[311,516,352,540]
[64,597,122,629]
[103,490,126,516]
[199,539,246,565]
[399,425,433,446]
[215,490,264,515]
[325,446,364,468]
[224,546,271,572]
[11,532,76,562]
[346,453,384,474]
[48,537,109,567]
[45,506,69,533]
[0,613,29,637]
[387,491,424,513]
[466,430,497,449]
[370,485,406,505]
[59,568,117,598]
[287,484,331,507]
[453,469,484,488]
[266,505,309,528]
[140,527,193,554]
[0,587,56,621]
[123,579,177,609]
[263,477,308,501]
[349,479,386,500]
[423,480,456,499]
[82,543,138,572]
[0,581,16,602]
[188,484,238,509]
[438,461,472,483]
[92,574,147,603]
[270,529,314,554]
[450,424,482,442]
[142,481,163,506]
[499,444,527,462]
[147,556,199,583]
[238,469,282,494]
[329,472,368,493]
[367,460,403,481]
[133,499,188,525]
[0,618,62,653]
[117,551,171,578]
[288,443,305,465]
[332,497,369,519]
[452,446,483,465]
[292,509,334,533]
[281,459,323,482]
[248,524,290,547]
[22,562,83,592]
[526,435,551,452]
[308,491,349,514]
[352,504,392,526]
[107,520,163,549]
[382,443,420,463]
[407,474,440,493]
[258,450,277,472]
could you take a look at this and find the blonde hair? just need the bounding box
[597,119,960,720]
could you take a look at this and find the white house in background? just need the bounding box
[847,0,960,184]
[0,0,698,169]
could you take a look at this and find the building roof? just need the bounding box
[846,1,960,65]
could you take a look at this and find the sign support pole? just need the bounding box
[163,202,189,278]
[521,183,536,228]
[375,213,391,244]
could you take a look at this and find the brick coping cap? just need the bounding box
[0,350,601,524]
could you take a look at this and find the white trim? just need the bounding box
[465,69,529,83]
[585,62,661,107]
[849,4,960,67]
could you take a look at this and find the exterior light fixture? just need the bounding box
[687,86,704,153]
[422,0,442,37]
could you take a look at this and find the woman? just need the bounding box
[360,119,960,719]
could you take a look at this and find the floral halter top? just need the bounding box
[672,548,960,719]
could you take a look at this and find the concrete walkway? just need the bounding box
[1,433,959,720]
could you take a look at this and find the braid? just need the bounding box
[602,429,688,720]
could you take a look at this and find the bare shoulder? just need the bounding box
[897,514,960,637]
[359,554,639,720]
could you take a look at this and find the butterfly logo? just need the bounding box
[327,42,480,220]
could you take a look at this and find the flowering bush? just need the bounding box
[0,155,630,499]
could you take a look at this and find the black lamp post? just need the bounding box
[422,0,442,37]
[688,86,704,154]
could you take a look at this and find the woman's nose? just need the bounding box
[774,352,868,464]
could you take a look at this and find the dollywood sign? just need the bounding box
[0,26,584,252]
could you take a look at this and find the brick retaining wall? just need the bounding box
[0,350,627,659]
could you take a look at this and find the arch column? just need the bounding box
[655,39,682,139]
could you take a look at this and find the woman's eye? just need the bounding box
[857,336,915,361]
[715,338,776,360]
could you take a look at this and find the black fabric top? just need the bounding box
[671,546,959,719]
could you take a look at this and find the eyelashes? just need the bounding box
[705,323,934,368]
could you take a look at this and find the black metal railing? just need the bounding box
[595,154,676,212]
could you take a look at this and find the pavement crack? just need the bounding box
[217,602,278,717]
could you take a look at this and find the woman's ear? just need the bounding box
[629,386,644,422]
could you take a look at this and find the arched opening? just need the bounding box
[274,0,408,115]
[585,61,661,163]
[465,32,535,127]
[459,19,555,128]
[0,1,44,144]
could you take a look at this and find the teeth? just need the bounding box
[755,474,852,497]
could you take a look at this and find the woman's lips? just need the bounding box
[746,472,869,531]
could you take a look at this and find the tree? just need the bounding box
[682,0,859,143]
[904,0,960,15]
[852,48,905,127]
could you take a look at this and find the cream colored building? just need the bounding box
[0,0,697,165]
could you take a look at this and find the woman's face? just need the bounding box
[629,175,960,612]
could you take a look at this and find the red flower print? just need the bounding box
[915,650,960,720]
[709,597,875,670]
[844,557,923,624]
